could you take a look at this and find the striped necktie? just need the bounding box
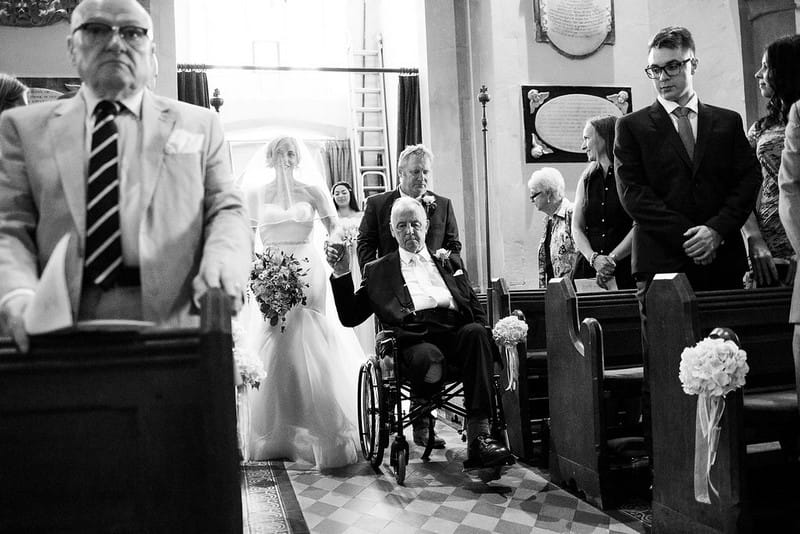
[84,100,122,289]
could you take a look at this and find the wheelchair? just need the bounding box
[356,326,515,485]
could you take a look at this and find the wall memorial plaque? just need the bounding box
[522,85,631,163]
[533,0,614,59]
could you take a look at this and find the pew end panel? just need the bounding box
[647,273,798,534]
[546,278,606,508]
[0,289,242,533]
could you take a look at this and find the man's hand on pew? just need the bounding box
[192,262,245,315]
[0,293,31,353]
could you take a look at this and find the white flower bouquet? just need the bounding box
[332,220,360,249]
[232,319,266,389]
[249,246,309,332]
[492,315,529,391]
[678,329,748,503]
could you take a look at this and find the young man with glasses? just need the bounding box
[0,0,252,351]
[613,25,760,465]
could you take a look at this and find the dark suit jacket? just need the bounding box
[614,101,760,289]
[356,189,462,271]
[330,250,486,333]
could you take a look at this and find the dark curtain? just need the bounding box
[177,71,210,108]
[323,139,353,190]
[397,75,422,151]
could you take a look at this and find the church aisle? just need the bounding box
[244,422,647,533]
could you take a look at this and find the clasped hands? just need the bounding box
[593,254,616,289]
[683,225,721,266]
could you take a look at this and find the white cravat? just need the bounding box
[398,247,456,311]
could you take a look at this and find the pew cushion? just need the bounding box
[606,436,649,468]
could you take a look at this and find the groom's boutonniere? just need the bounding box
[420,194,437,217]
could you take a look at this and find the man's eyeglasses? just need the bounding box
[644,58,692,79]
[73,22,150,47]
[530,191,542,201]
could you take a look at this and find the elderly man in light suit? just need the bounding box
[778,100,800,403]
[0,0,251,352]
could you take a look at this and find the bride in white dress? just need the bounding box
[238,136,364,469]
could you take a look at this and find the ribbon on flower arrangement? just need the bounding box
[678,328,748,503]
[492,315,528,391]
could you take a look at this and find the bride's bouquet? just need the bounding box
[249,246,309,332]
[492,315,528,391]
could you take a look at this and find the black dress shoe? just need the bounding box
[467,434,513,468]
[412,427,446,448]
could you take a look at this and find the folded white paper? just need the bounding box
[23,234,73,334]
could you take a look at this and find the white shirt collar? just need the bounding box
[80,85,144,120]
[657,93,698,115]
[399,246,432,265]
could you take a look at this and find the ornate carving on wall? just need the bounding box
[0,1,79,27]
[0,0,149,27]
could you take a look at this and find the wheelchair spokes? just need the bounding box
[357,358,389,468]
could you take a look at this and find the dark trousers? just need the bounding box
[397,314,494,421]
[635,275,655,464]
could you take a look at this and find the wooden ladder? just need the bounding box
[349,34,393,207]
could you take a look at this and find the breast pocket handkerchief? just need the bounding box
[165,129,205,154]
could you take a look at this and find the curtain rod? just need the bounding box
[177,63,418,75]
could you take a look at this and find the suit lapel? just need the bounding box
[430,250,469,310]
[693,102,713,176]
[51,96,89,239]
[140,90,175,210]
[648,102,692,169]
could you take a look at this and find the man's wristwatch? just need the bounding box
[589,251,599,268]
[609,252,617,262]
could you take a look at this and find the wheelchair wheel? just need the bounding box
[357,358,389,468]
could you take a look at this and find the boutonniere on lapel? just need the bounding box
[420,194,437,217]
[433,248,452,273]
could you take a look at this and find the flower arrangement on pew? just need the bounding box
[678,327,749,503]
[492,315,528,391]
[249,246,309,332]
[231,319,266,389]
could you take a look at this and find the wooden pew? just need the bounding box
[545,277,646,509]
[647,273,799,533]
[0,289,242,533]
[505,288,549,463]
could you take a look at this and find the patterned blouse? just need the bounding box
[538,198,577,288]
[747,121,793,260]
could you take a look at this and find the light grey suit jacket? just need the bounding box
[0,89,252,327]
[779,100,800,323]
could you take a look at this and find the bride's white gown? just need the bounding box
[242,200,364,468]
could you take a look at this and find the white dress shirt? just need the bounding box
[398,247,457,311]
[657,93,698,141]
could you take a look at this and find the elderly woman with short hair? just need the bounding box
[529,167,577,288]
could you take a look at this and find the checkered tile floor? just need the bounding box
[279,423,646,534]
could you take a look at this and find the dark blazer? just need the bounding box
[330,250,486,331]
[614,101,760,289]
[356,189,462,271]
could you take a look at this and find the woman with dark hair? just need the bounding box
[0,73,28,115]
[572,114,635,289]
[328,180,374,351]
[742,35,800,287]
[330,181,360,216]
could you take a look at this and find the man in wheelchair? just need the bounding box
[326,196,513,469]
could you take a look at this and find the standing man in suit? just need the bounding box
[357,144,462,272]
[327,196,513,468]
[778,100,800,402]
[0,0,251,352]
[614,26,760,460]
